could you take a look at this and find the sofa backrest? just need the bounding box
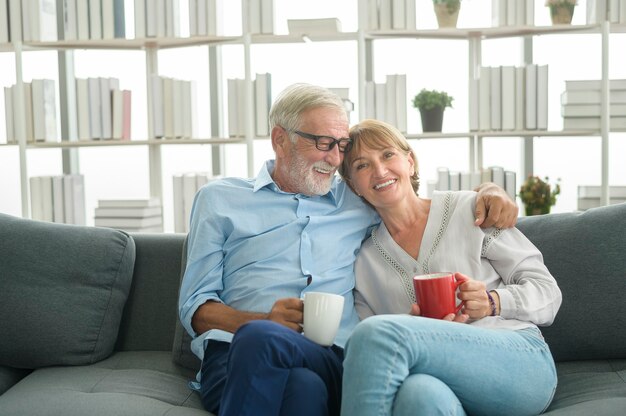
[517,203,626,362]
[115,232,187,352]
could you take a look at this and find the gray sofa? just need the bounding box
[1,202,625,415]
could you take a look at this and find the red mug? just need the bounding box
[412,272,466,319]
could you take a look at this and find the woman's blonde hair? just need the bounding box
[339,119,420,194]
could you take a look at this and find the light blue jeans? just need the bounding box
[341,315,557,416]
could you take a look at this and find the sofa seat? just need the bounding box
[0,351,210,416]
[545,359,626,415]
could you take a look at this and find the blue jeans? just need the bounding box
[341,315,557,416]
[200,320,344,416]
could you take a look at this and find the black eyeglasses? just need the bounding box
[288,129,353,153]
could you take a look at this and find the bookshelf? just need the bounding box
[1,0,624,226]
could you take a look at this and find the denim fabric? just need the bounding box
[342,315,557,416]
[202,320,344,416]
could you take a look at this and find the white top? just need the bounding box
[354,191,562,331]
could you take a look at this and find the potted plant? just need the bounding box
[412,88,454,133]
[519,175,561,216]
[545,0,577,25]
[433,0,461,28]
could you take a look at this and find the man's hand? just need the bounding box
[266,298,304,333]
[474,182,518,229]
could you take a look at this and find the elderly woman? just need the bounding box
[338,119,562,416]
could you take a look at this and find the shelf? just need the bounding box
[251,32,358,44]
[23,138,245,149]
[367,23,620,41]
[22,35,241,51]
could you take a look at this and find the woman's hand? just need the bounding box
[409,303,469,323]
[456,272,494,319]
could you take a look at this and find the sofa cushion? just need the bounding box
[172,236,203,371]
[0,214,135,368]
[0,366,31,395]
[0,351,210,416]
[517,203,626,362]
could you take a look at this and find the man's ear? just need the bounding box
[271,126,287,156]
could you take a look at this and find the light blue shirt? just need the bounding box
[178,160,379,361]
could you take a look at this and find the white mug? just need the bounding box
[302,292,345,346]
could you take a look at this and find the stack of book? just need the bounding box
[228,73,272,138]
[0,0,8,43]
[587,0,626,24]
[471,64,548,132]
[134,0,179,38]
[426,166,516,201]
[189,0,226,36]
[362,0,416,31]
[4,79,58,144]
[150,75,198,139]
[29,175,86,225]
[94,197,163,232]
[245,0,274,35]
[363,74,407,134]
[577,185,626,210]
[560,79,626,131]
[172,172,218,233]
[76,77,131,141]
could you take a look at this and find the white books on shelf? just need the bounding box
[379,0,392,30]
[165,0,180,37]
[62,174,75,224]
[172,79,184,138]
[561,103,626,117]
[27,0,58,41]
[501,66,516,131]
[87,77,102,139]
[100,77,119,140]
[172,172,214,233]
[470,171,482,190]
[395,74,407,134]
[29,174,85,225]
[537,64,549,130]
[207,0,224,35]
[449,171,460,191]
[364,81,376,119]
[247,0,262,34]
[8,0,23,42]
[31,79,57,142]
[468,77,479,131]
[227,78,240,137]
[405,0,416,30]
[525,64,537,130]
[587,0,607,24]
[151,74,164,138]
[287,18,342,35]
[436,167,449,191]
[491,0,506,27]
[101,0,126,39]
[155,0,166,37]
[41,176,54,222]
[3,87,14,143]
[375,83,386,122]
[577,185,626,210]
[29,176,45,221]
[112,89,131,140]
[515,66,525,131]
[460,172,471,191]
[489,166,505,189]
[23,83,34,143]
[385,74,397,127]
[61,0,78,40]
[254,73,272,137]
[172,174,185,232]
[563,116,626,130]
[391,0,405,29]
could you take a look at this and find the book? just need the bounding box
[489,166,505,188]
[88,77,102,139]
[379,0,392,30]
[0,0,8,43]
[95,206,162,218]
[165,0,180,37]
[287,18,342,35]
[254,73,271,137]
[61,0,78,41]
[95,216,163,228]
[392,0,405,29]
[491,0,506,27]
[479,66,491,130]
[40,176,54,222]
[490,66,501,130]
[565,79,626,90]
[537,64,549,130]
[97,197,161,208]
[31,79,57,142]
[172,174,185,232]
[578,185,626,198]
[395,74,407,134]
[248,0,261,33]
[525,64,537,130]
[150,75,164,138]
[505,170,516,200]
[70,174,86,225]
[561,90,626,105]
[468,77,479,131]
[134,0,146,38]
[100,78,119,139]
[449,171,460,191]
[51,175,65,223]
[561,103,626,117]
[112,89,131,140]
[515,66,525,131]
[89,0,102,39]
[502,65,518,130]
[375,83,386,122]
[28,0,57,41]
[76,78,91,140]
[3,87,13,143]
[76,0,90,40]
[207,0,224,36]
[563,116,626,130]
[385,74,397,127]
[436,167,449,191]
[29,176,44,221]
[260,0,273,34]
[587,0,607,24]
[405,0,416,30]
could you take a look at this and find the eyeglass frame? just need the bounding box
[284,128,353,153]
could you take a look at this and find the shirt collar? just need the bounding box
[253,159,339,203]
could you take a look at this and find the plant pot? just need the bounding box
[420,107,445,132]
[549,4,575,25]
[434,2,461,28]
[525,205,551,216]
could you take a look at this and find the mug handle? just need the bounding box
[453,273,470,314]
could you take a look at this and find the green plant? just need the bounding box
[412,89,454,111]
[433,0,461,13]
[545,0,577,11]
[519,175,561,211]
